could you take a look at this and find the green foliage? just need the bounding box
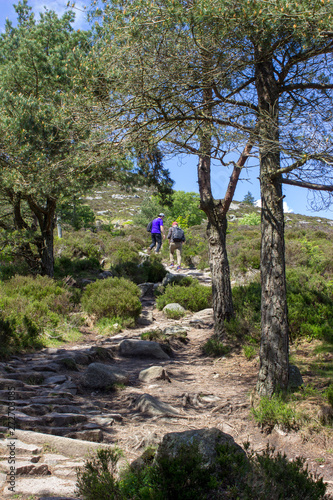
[81,277,142,323]
[242,191,256,205]
[238,213,261,226]
[76,440,327,500]
[54,256,101,279]
[251,393,299,432]
[112,255,167,284]
[287,269,333,342]
[164,308,186,320]
[76,448,123,500]
[0,275,73,357]
[251,445,326,500]
[156,280,212,312]
[202,336,231,357]
[58,198,96,230]
[326,385,333,409]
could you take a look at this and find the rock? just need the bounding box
[137,310,154,326]
[119,340,170,360]
[191,308,214,320]
[44,375,68,385]
[162,326,188,336]
[135,394,179,416]
[66,429,104,442]
[138,282,155,297]
[139,366,171,383]
[2,476,76,497]
[80,363,129,389]
[89,346,114,361]
[288,365,304,388]
[162,273,185,287]
[162,303,186,314]
[155,428,245,466]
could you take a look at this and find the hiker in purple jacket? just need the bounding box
[148,213,165,254]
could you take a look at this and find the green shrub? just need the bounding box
[164,308,186,320]
[111,255,167,284]
[326,385,333,409]
[76,441,327,500]
[76,448,123,500]
[202,336,231,357]
[81,277,142,323]
[238,213,261,226]
[251,393,299,432]
[251,445,326,500]
[54,256,101,278]
[156,280,212,312]
[0,275,74,357]
[287,269,333,342]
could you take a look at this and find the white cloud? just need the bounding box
[31,1,89,29]
[255,199,294,213]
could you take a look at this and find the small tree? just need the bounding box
[242,192,256,206]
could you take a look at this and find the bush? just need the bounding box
[156,280,212,312]
[251,393,299,432]
[112,255,167,284]
[287,269,333,342]
[202,336,231,357]
[54,256,100,278]
[0,275,74,357]
[76,441,327,500]
[76,448,123,500]
[81,277,142,323]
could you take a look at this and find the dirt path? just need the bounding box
[0,265,332,498]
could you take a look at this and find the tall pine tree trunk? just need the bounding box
[255,49,289,397]
[28,196,57,278]
[198,135,234,338]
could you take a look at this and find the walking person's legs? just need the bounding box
[149,233,158,251]
[175,242,182,269]
[155,233,162,253]
[169,242,175,266]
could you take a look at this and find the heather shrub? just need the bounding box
[81,277,142,323]
[156,280,212,312]
[0,275,74,357]
[76,441,327,500]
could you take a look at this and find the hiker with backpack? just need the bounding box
[167,222,185,270]
[147,213,165,254]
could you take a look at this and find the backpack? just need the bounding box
[147,221,153,232]
[172,227,184,242]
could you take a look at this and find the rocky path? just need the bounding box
[0,266,332,499]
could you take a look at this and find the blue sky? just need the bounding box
[1,0,332,221]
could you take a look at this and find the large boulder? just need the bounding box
[119,340,170,360]
[80,363,129,389]
[162,303,186,315]
[155,428,245,467]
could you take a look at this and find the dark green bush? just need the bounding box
[286,269,333,342]
[326,384,333,409]
[0,275,74,358]
[76,448,123,500]
[112,255,167,284]
[156,280,212,312]
[0,275,73,327]
[202,336,231,357]
[54,256,100,278]
[76,441,327,500]
[81,277,142,322]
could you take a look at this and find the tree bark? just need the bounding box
[27,196,56,278]
[255,49,289,397]
[197,132,234,338]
